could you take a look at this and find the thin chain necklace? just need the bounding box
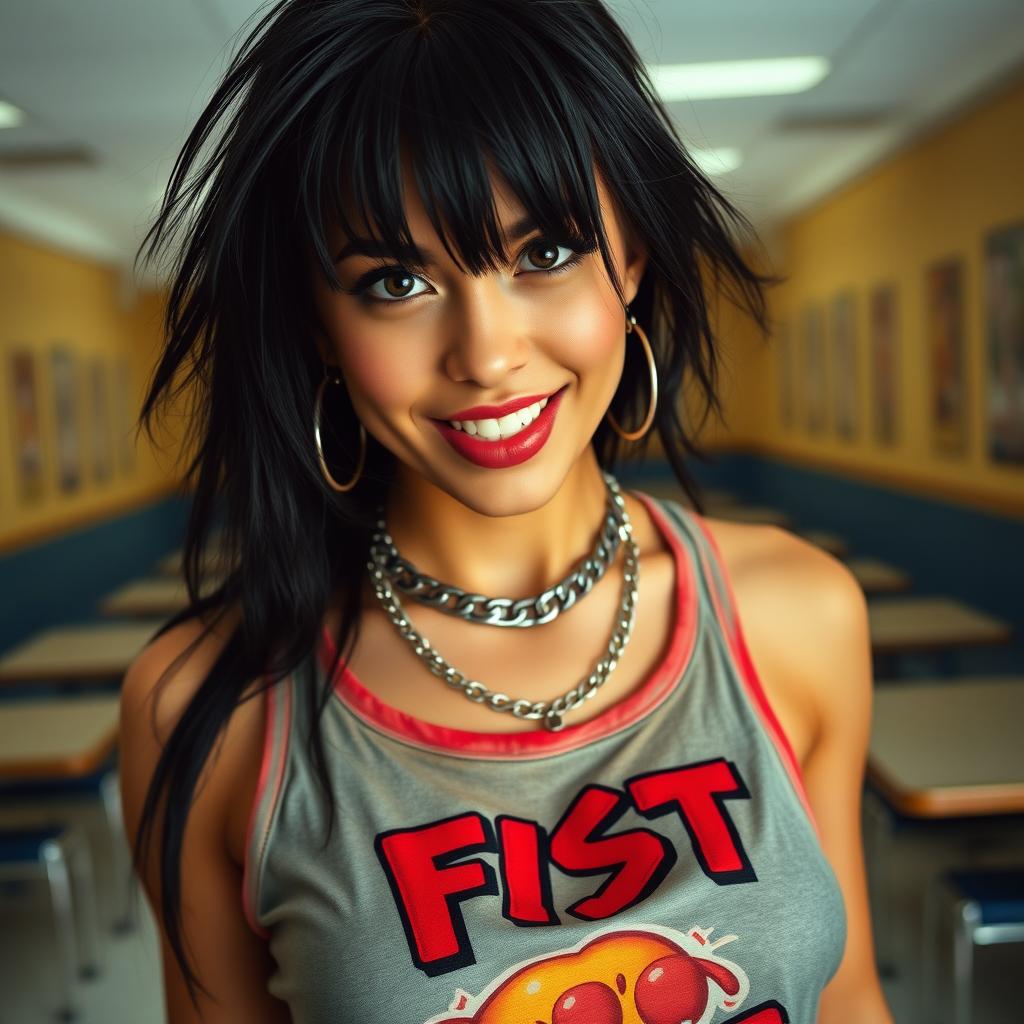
[368,476,625,627]
[365,472,639,732]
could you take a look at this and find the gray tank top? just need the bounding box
[242,492,847,1023]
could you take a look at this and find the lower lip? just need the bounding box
[432,385,568,469]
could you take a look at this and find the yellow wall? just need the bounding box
[710,67,1024,518]
[0,231,179,552]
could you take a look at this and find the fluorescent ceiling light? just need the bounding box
[690,147,742,176]
[0,100,25,129]
[648,57,830,101]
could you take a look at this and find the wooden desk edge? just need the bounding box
[0,669,129,685]
[867,763,1024,818]
[871,627,1015,656]
[0,733,118,780]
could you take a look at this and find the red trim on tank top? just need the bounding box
[241,676,290,939]
[688,512,821,838]
[321,491,698,761]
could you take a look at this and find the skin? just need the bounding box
[118,152,893,1022]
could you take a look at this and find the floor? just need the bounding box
[0,795,1021,1023]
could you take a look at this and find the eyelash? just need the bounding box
[347,236,595,305]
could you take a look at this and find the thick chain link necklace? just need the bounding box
[365,472,639,732]
[369,478,625,627]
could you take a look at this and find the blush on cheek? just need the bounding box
[553,301,624,379]
[341,346,424,421]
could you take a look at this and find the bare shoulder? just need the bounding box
[698,516,871,766]
[119,602,265,868]
[119,606,290,1021]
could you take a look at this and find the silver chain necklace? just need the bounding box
[365,472,640,732]
[368,478,625,627]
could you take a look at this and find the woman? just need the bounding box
[119,1,894,1021]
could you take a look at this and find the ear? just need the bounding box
[622,228,648,307]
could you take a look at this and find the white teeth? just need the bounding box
[449,397,551,440]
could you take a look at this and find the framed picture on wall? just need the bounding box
[51,344,82,493]
[113,356,137,476]
[776,321,796,430]
[8,348,46,503]
[89,356,113,483]
[985,221,1024,464]
[870,283,900,447]
[926,259,968,456]
[831,291,858,441]
[802,303,827,435]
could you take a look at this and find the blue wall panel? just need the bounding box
[622,452,1024,674]
[0,493,191,655]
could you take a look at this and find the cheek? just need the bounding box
[553,298,624,383]
[336,336,431,419]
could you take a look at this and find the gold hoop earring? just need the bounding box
[605,312,658,442]
[313,367,365,492]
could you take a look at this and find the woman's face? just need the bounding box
[309,155,647,516]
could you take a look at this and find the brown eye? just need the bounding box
[383,273,417,298]
[524,241,560,271]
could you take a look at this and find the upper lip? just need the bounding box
[437,385,565,422]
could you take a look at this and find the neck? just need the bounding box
[382,449,612,598]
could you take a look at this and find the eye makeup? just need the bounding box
[344,234,598,306]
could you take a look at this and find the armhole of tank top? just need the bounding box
[686,510,822,840]
[241,673,292,940]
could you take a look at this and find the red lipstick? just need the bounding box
[440,390,558,422]
[432,384,568,469]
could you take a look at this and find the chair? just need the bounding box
[0,822,103,1021]
[922,866,1024,1024]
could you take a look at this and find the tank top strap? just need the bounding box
[630,488,818,835]
[242,669,295,939]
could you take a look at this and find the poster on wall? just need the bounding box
[113,356,137,475]
[926,259,968,456]
[985,222,1024,464]
[870,283,900,447]
[831,291,858,440]
[776,321,796,429]
[89,357,113,483]
[51,344,82,492]
[802,303,827,435]
[9,349,46,503]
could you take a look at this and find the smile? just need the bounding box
[447,395,551,439]
[431,384,569,469]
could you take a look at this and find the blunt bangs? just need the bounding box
[306,2,627,298]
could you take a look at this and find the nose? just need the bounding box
[442,281,530,388]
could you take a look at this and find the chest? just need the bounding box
[346,549,680,734]
[257,695,847,1024]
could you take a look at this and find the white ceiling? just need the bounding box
[0,0,1022,291]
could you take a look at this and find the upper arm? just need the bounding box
[118,614,292,1023]
[760,535,893,1022]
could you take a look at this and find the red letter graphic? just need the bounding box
[374,813,497,976]
[549,784,676,920]
[627,759,757,884]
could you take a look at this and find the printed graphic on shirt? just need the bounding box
[423,921,791,1024]
[374,758,757,977]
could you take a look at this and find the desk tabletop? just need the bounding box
[0,620,166,683]
[100,577,191,617]
[868,677,1024,817]
[798,529,849,558]
[0,694,120,778]
[156,548,230,578]
[846,557,912,594]
[714,505,793,528]
[868,596,1013,654]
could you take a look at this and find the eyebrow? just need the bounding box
[333,213,541,267]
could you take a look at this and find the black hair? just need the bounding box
[130,0,777,1012]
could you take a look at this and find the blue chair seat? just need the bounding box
[947,868,1024,926]
[0,824,65,862]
